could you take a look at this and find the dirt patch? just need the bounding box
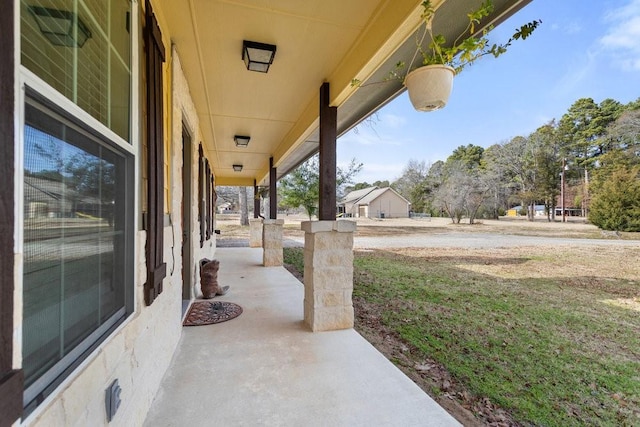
[283,263,303,282]
[602,297,640,312]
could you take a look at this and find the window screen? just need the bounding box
[22,94,133,413]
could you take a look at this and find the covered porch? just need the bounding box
[1,0,537,425]
[144,247,460,426]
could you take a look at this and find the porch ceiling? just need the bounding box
[156,0,531,187]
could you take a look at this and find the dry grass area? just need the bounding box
[398,245,639,281]
[216,214,637,240]
[352,216,634,239]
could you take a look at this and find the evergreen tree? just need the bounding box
[589,165,640,231]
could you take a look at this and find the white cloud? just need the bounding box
[340,127,404,147]
[353,163,406,183]
[340,131,378,146]
[550,20,582,35]
[565,21,583,34]
[553,50,597,95]
[604,0,640,22]
[381,113,408,128]
[599,1,640,70]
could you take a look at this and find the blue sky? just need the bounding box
[337,0,640,184]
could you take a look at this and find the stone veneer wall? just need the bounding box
[262,219,284,266]
[249,218,263,248]
[170,46,216,299]
[302,220,356,332]
[21,41,214,426]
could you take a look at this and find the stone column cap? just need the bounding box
[301,219,356,233]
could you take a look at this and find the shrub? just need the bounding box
[589,166,640,231]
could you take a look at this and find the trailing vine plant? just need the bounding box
[352,0,541,86]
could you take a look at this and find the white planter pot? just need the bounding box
[404,65,455,112]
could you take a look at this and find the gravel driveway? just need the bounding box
[280,231,640,249]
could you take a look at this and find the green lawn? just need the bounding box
[283,246,640,426]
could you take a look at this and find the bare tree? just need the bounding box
[433,161,468,223]
[481,144,511,219]
[465,171,492,224]
[392,159,430,213]
[492,137,539,220]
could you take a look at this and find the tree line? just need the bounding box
[377,97,640,230]
[225,96,639,231]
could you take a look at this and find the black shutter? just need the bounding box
[144,0,167,306]
[211,175,216,231]
[205,159,211,240]
[0,0,24,423]
[198,144,205,247]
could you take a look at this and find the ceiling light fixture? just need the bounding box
[234,135,251,148]
[242,40,277,73]
[232,164,243,172]
[29,6,92,48]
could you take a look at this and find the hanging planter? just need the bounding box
[398,0,540,112]
[352,1,540,113]
[404,64,455,112]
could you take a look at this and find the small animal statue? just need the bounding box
[199,258,229,299]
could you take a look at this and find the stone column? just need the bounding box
[262,219,284,266]
[249,218,263,247]
[302,220,356,332]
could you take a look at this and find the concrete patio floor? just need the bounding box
[144,247,460,426]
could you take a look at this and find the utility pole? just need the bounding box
[584,167,589,218]
[561,158,567,223]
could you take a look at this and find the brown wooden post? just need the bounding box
[0,0,24,422]
[269,157,277,219]
[319,82,337,220]
[253,180,260,218]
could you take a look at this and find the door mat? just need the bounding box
[183,301,243,326]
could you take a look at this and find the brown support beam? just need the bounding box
[269,157,277,219]
[253,180,260,218]
[0,0,24,423]
[319,82,337,220]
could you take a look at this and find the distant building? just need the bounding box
[217,202,233,214]
[339,187,411,218]
[506,205,547,217]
